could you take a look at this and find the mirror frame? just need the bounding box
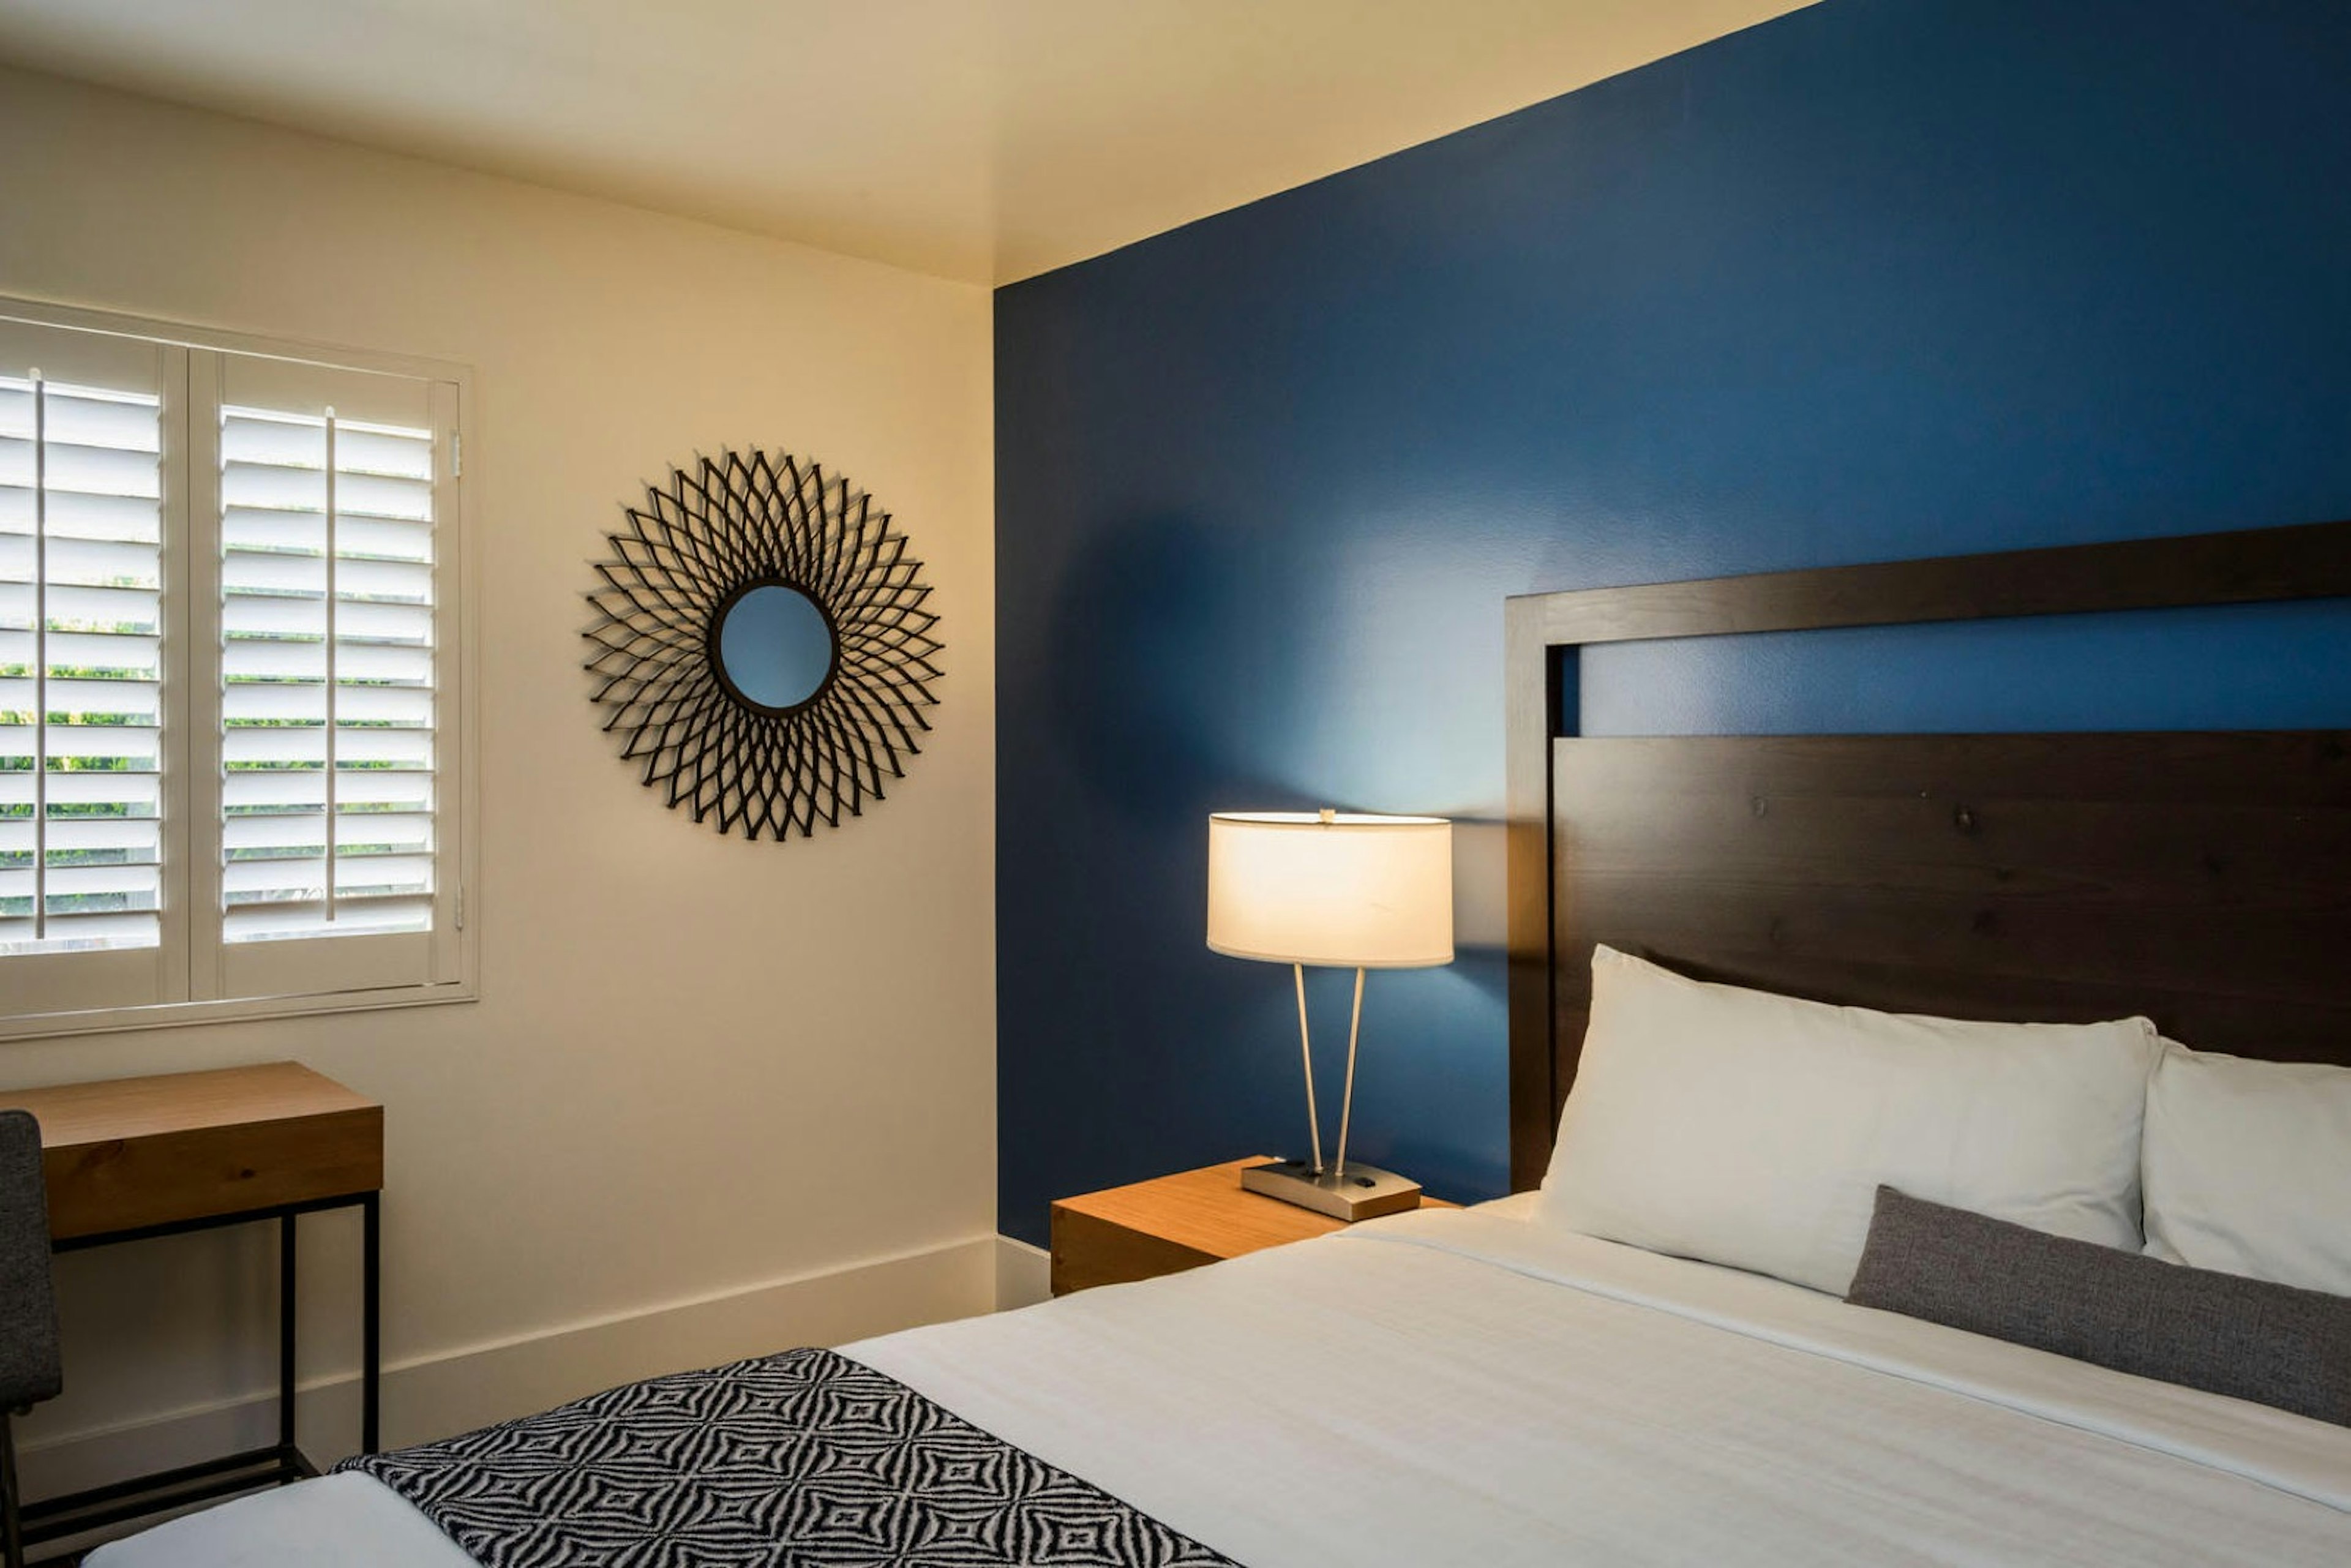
[583,448,942,842]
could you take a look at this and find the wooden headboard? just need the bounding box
[1505,520,2351,1191]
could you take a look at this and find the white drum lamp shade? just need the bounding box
[1207,812,1453,970]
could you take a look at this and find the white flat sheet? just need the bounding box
[86,1471,476,1568]
[94,1199,2351,1566]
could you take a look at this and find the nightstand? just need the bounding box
[1049,1157,1459,1296]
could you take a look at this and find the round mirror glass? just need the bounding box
[716,583,834,710]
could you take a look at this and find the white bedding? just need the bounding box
[94,1198,2351,1566]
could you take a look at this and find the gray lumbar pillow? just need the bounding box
[1847,1184,2351,1428]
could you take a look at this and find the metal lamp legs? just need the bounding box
[1291,964,1370,1179]
[1247,966,1422,1220]
[1290,963,1324,1172]
[1334,966,1365,1179]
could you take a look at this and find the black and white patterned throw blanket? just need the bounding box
[336,1347,1238,1567]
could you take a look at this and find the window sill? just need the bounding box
[0,979,478,1043]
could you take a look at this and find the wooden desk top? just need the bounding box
[2,1062,383,1241]
[4,1063,375,1146]
[1054,1157,1459,1263]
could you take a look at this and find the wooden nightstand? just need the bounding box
[1049,1157,1459,1296]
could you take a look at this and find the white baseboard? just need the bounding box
[994,1234,1051,1310]
[16,1234,1002,1504]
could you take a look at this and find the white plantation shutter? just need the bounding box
[206,356,455,999]
[0,380,168,951]
[0,302,467,1033]
[0,320,182,1015]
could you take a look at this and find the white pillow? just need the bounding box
[2142,1041,2351,1297]
[1539,947,2161,1296]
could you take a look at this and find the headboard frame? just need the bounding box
[1505,519,2351,1191]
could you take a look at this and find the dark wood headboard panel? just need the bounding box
[1505,520,2351,1191]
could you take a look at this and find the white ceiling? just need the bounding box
[0,1,1813,285]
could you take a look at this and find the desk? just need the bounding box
[1,1063,383,1549]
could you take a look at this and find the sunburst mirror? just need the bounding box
[583,450,942,841]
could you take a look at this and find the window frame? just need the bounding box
[0,293,478,1041]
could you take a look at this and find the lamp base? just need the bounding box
[1241,1158,1423,1222]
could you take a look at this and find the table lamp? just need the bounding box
[1205,809,1453,1220]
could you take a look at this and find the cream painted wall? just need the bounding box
[0,64,996,1471]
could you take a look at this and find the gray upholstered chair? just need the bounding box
[0,1109,60,1568]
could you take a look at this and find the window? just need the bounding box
[1,302,470,1036]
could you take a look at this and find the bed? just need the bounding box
[94,519,2351,1566]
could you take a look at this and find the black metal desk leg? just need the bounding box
[279,1214,298,1454]
[361,1193,380,1454]
[3,1411,24,1568]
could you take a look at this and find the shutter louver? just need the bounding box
[219,405,436,947]
[0,375,166,956]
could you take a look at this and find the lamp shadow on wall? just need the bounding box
[1040,511,1319,820]
[1029,509,1513,1198]
[1362,814,1509,1199]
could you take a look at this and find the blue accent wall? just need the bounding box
[993,0,2351,1245]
